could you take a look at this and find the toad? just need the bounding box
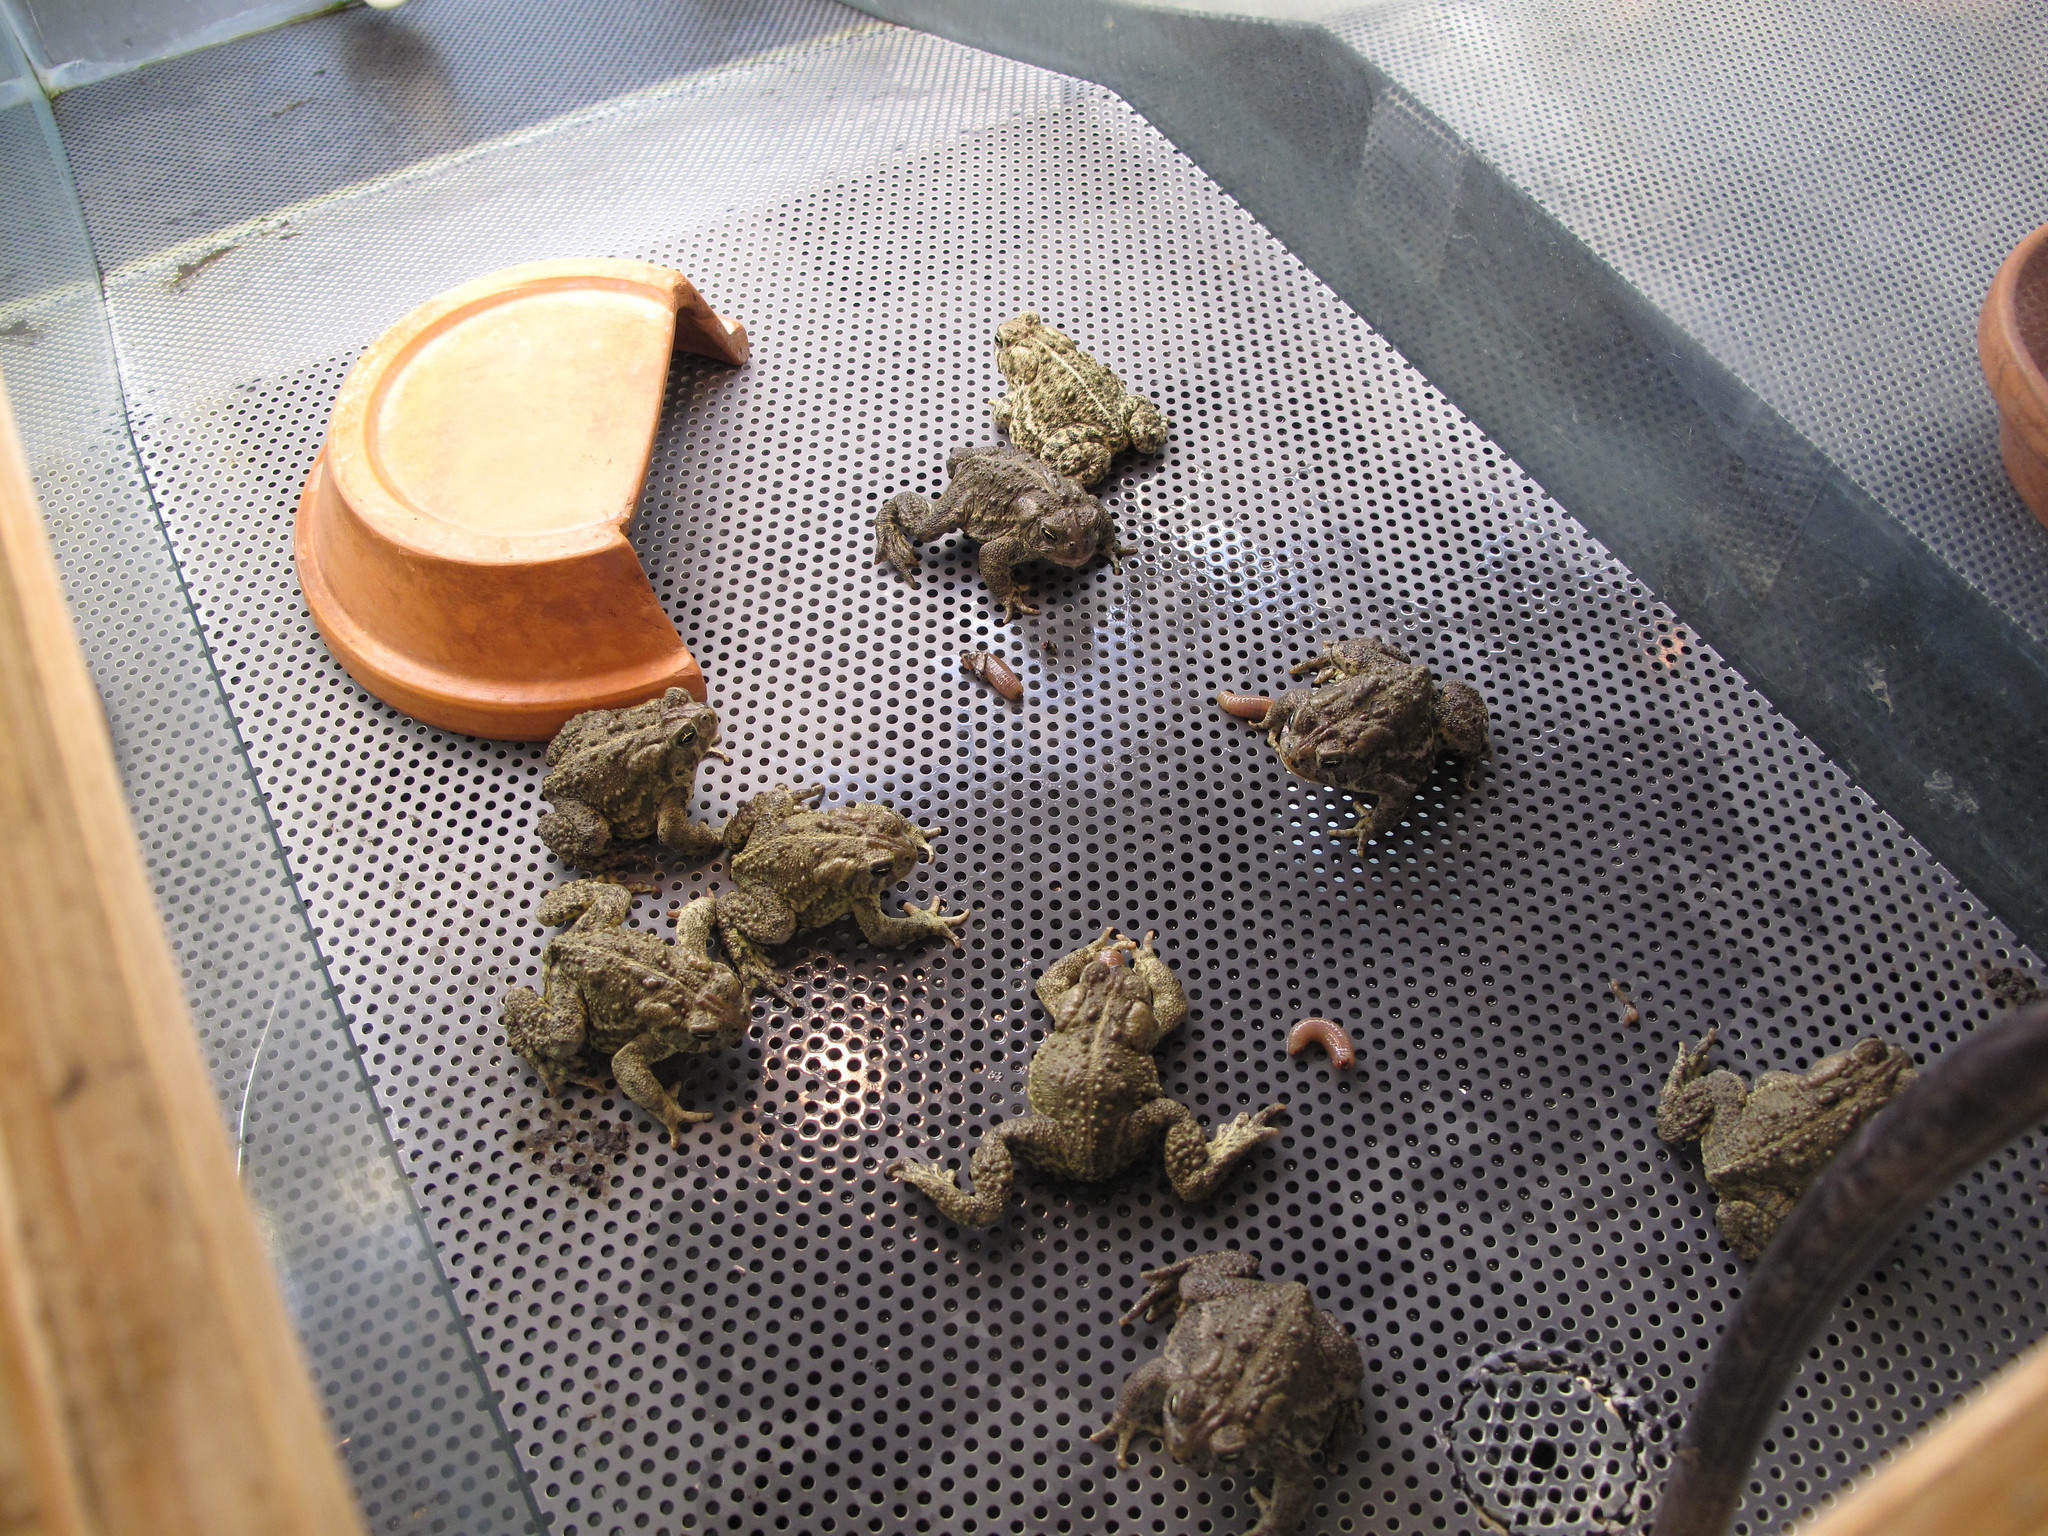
[887,929,1284,1224]
[989,311,1168,486]
[876,443,1132,620]
[537,688,730,869]
[1656,1027,1916,1260]
[1220,636,1489,847]
[1095,1249,1364,1536]
[502,879,745,1146]
[712,783,970,997]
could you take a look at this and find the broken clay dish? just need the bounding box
[1980,220,2048,526]
[296,257,748,740]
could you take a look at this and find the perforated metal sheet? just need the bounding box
[1329,0,2048,645]
[88,21,2048,1536]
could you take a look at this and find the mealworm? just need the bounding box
[962,649,1023,703]
[1286,1017,1356,1070]
[1217,689,1274,721]
[1609,978,1640,1026]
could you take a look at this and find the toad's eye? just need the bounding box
[1042,520,1062,540]
[1167,1388,1188,1415]
[869,861,895,880]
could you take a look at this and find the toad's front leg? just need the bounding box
[1334,778,1419,848]
[850,892,971,951]
[1245,1445,1316,1536]
[1090,1356,1175,1467]
[656,793,726,860]
[975,536,1040,619]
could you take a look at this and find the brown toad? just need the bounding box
[989,311,1168,486]
[712,783,970,998]
[875,443,1132,620]
[1095,1250,1364,1536]
[537,688,730,869]
[887,929,1284,1225]
[1656,1027,1916,1261]
[1221,635,1490,847]
[502,880,745,1146]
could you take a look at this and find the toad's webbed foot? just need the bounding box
[853,893,972,951]
[1156,1100,1286,1204]
[1000,587,1041,620]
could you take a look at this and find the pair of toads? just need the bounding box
[876,313,1165,619]
[505,689,965,1146]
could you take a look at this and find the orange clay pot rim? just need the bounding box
[1989,221,2048,409]
[324,258,693,568]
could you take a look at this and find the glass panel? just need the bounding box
[0,22,540,1534]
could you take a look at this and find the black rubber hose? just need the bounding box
[1652,999,2048,1536]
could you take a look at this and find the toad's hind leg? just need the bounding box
[887,1113,1064,1227]
[612,1034,715,1147]
[1039,424,1114,487]
[714,889,798,999]
[1136,1096,1285,1203]
[1717,1187,1797,1262]
[875,491,961,584]
[538,800,612,869]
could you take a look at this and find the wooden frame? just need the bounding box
[0,371,364,1536]
[1791,1329,2048,1536]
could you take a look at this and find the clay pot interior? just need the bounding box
[295,258,747,740]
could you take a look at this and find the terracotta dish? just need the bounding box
[1980,220,2048,526]
[296,257,748,740]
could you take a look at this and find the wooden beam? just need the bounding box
[0,368,366,1536]
[1793,1330,2048,1536]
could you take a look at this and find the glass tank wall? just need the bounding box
[0,19,538,1535]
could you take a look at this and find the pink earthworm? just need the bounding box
[1286,1017,1355,1070]
[1217,689,1274,722]
[962,649,1023,703]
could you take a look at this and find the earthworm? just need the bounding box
[1217,689,1274,722]
[1609,978,1639,1026]
[1653,999,2048,1536]
[962,650,1023,703]
[1286,1017,1355,1069]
